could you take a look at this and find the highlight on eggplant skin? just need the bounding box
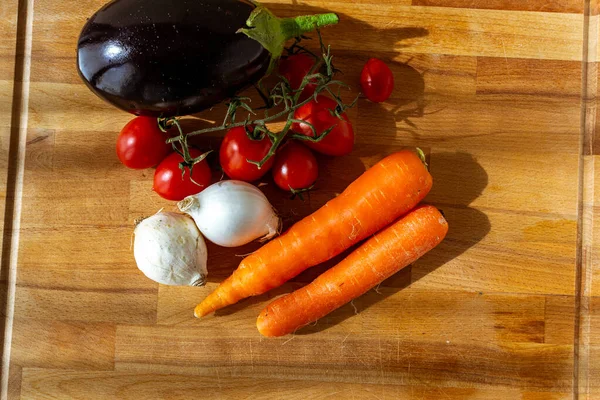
[76,0,271,117]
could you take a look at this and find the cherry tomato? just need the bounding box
[116,117,172,169]
[272,142,318,191]
[292,95,354,156]
[360,58,394,103]
[219,126,274,182]
[278,53,317,101]
[153,148,211,201]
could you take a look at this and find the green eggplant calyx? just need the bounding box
[237,2,339,74]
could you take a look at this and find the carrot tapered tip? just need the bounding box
[194,303,212,318]
[194,290,233,318]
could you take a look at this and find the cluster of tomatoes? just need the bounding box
[115,57,393,201]
[220,94,354,192]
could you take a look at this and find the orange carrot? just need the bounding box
[257,205,448,337]
[195,150,432,317]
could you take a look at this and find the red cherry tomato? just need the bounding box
[116,117,172,169]
[219,126,274,182]
[278,53,317,101]
[272,142,318,191]
[153,148,211,201]
[360,58,394,103]
[292,95,354,156]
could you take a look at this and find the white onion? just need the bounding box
[178,180,280,247]
[133,211,208,286]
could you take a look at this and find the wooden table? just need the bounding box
[1,0,598,399]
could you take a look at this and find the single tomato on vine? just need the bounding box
[153,148,211,201]
[360,58,394,103]
[272,142,318,191]
[278,53,317,101]
[219,126,274,182]
[116,116,172,169]
[292,95,354,156]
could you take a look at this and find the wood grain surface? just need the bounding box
[0,0,598,399]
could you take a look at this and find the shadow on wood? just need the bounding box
[296,152,490,335]
[358,61,428,139]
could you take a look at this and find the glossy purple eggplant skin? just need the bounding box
[77,0,271,117]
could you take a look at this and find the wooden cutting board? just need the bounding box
[1,0,599,399]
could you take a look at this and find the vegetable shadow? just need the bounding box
[296,152,490,334]
[346,55,429,139]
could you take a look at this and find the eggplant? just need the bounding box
[77,0,338,117]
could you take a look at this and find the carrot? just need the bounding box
[195,150,432,317]
[257,205,448,337]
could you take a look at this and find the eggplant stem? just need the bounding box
[238,3,339,74]
[280,13,339,40]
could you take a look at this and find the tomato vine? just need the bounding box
[159,30,357,174]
